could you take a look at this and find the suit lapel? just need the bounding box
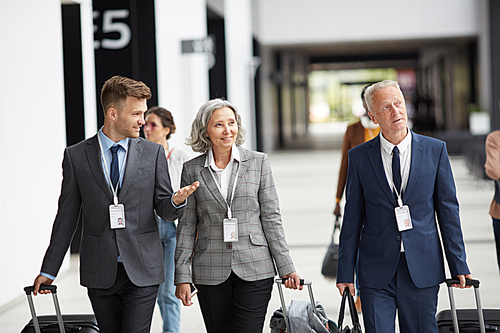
[403,132,424,201]
[200,155,227,210]
[119,138,141,199]
[86,135,113,200]
[232,147,249,201]
[366,136,398,205]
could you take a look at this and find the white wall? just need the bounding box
[225,0,256,150]
[155,0,210,152]
[0,0,68,307]
[256,0,478,45]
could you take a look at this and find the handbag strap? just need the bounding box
[337,287,362,332]
[333,215,341,233]
[331,215,341,242]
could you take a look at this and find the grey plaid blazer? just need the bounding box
[174,146,296,285]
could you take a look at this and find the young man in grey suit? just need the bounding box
[33,75,199,333]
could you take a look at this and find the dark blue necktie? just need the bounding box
[110,145,120,189]
[392,146,401,198]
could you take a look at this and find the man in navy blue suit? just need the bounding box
[336,80,472,332]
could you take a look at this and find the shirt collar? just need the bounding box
[205,144,241,169]
[380,128,412,155]
[98,128,130,152]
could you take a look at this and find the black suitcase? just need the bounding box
[21,285,99,333]
[436,278,500,333]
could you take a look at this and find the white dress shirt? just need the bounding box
[205,144,241,202]
[379,129,412,252]
[379,129,412,198]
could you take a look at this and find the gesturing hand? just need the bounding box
[172,181,199,206]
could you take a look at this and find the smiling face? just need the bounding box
[144,113,170,145]
[110,96,147,140]
[206,107,238,154]
[368,86,408,143]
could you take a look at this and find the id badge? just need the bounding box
[395,205,413,231]
[223,218,238,242]
[109,204,126,229]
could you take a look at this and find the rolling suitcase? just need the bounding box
[269,278,337,333]
[21,285,99,333]
[436,278,500,333]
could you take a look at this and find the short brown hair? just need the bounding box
[100,75,152,115]
[145,106,176,140]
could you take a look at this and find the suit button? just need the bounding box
[112,235,116,239]
[396,236,401,241]
[226,243,232,250]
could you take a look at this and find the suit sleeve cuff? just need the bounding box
[171,192,187,209]
[41,272,56,280]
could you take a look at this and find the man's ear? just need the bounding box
[368,111,378,125]
[108,107,118,120]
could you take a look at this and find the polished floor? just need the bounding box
[1,147,499,332]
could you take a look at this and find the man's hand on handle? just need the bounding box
[33,274,54,296]
[451,274,473,289]
[336,282,356,297]
[172,181,199,206]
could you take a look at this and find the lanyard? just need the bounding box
[97,134,129,205]
[208,162,239,219]
[392,181,404,207]
[166,147,174,161]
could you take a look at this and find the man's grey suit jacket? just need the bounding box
[41,135,184,289]
[175,147,295,286]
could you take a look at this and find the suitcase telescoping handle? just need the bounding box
[445,278,486,333]
[275,278,315,333]
[24,285,66,333]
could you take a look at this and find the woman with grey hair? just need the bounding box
[174,98,301,333]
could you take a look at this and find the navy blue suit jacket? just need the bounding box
[337,131,470,289]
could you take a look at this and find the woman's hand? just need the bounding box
[175,283,194,306]
[281,272,303,290]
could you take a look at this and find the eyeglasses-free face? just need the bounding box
[144,113,170,144]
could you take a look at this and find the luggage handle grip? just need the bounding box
[24,285,57,295]
[276,278,310,286]
[445,278,479,288]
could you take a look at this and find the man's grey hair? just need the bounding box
[185,98,247,153]
[364,80,403,113]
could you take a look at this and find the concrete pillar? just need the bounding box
[80,0,98,138]
[0,0,67,307]
[155,0,210,151]
[224,0,255,149]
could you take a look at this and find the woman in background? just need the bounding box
[144,106,191,333]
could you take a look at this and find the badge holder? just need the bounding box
[224,210,238,242]
[394,188,412,232]
[110,196,126,229]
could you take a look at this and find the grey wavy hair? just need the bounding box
[364,80,403,113]
[186,99,247,153]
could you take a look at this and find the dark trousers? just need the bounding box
[196,271,274,333]
[87,263,159,333]
[360,253,440,333]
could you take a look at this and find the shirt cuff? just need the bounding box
[171,192,187,209]
[41,272,56,280]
